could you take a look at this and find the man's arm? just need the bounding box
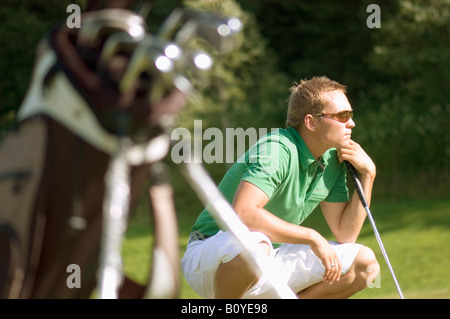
[321,140,376,243]
[232,180,343,283]
[232,181,316,244]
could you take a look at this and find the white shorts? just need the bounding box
[181,231,362,299]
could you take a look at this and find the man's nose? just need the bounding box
[347,118,355,128]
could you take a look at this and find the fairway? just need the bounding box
[123,197,450,299]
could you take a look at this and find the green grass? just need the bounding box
[122,196,450,299]
[350,198,450,299]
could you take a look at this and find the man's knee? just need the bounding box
[216,253,258,283]
[214,240,271,298]
[355,246,380,282]
[215,241,270,289]
[215,253,260,298]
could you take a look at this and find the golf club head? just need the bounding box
[77,9,146,49]
[97,32,143,83]
[158,8,242,53]
[116,34,212,103]
[118,34,181,102]
[99,32,142,65]
[168,49,212,92]
[87,8,242,106]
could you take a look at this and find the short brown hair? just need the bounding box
[286,76,347,128]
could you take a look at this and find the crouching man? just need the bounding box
[181,76,380,298]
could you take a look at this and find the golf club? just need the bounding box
[344,161,404,299]
[157,8,242,53]
[77,9,146,49]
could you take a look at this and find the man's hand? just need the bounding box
[337,139,376,178]
[310,231,341,284]
[325,139,376,244]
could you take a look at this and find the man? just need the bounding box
[181,76,380,298]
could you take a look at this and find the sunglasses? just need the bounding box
[314,110,354,123]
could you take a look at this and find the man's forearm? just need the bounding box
[338,172,375,243]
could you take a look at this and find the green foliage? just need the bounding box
[0,0,75,137]
[178,0,290,131]
[358,0,450,189]
[0,0,448,194]
[237,0,380,105]
[235,0,449,193]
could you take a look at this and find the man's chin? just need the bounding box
[335,141,350,150]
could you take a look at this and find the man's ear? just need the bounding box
[304,114,316,131]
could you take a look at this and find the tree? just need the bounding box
[179,0,290,132]
[361,0,450,188]
[0,0,75,138]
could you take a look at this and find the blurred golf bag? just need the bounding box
[0,1,241,298]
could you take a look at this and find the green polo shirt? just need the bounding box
[192,126,349,246]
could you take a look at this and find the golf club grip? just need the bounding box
[344,161,368,208]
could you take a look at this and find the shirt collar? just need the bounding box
[286,126,328,170]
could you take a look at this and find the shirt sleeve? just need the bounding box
[324,162,349,202]
[240,134,289,199]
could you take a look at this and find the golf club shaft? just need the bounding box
[344,161,404,299]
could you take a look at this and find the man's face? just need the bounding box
[315,90,355,149]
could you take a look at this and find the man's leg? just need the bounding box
[297,246,380,299]
[214,242,271,299]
